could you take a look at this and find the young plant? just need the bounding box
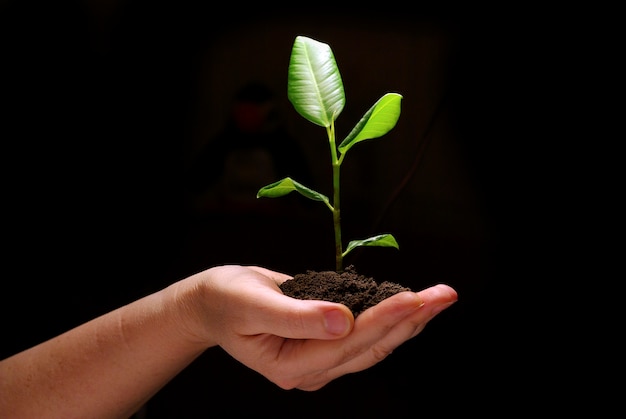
[257,35,402,272]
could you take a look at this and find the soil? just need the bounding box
[279,265,411,317]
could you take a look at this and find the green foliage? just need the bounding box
[257,177,331,208]
[257,35,402,272]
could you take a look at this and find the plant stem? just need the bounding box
[327,124,343,272]
[332,162,342,272]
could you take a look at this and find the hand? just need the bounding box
[188,265,458,391]
[0,264,457,418]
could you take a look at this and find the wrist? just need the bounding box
[164,273,219,349]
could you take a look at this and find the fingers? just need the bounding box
[284,284,457,390]
[331,284,457,373]
[401,284,458,339]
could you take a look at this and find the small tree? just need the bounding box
[257,35,402,272]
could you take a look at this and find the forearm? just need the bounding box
[0,279,212,419]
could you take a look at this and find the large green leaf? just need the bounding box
[287,36,345,128]
[256,177,329,204]
[338,93,402,155]
[343,234,399,256]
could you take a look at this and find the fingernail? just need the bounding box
[324,309,350,335]
[398,292,425,312]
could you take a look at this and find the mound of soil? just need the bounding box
[279,265,411,317]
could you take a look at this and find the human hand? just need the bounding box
[185,265,458,391]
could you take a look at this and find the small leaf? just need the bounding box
[257,177,329,204]
[338,93,402,155]
[287,36,345,128]
[343,234,399,256]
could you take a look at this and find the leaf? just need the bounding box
[287,36,345,128]
[343,234,399,256]
[257,177,329,204]
[338,93,402,155]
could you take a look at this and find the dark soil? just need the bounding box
[279,265,411,317]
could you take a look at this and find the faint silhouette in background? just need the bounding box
[189,81,313,215]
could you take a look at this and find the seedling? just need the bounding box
[257,35,402,272]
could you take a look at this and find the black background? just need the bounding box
[0,2,579,417]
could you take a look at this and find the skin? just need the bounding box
[0,265,457,419]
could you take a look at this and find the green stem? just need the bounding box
[327,124,343,272]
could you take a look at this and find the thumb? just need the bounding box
[255,293,355,340]
[244,265,355,339]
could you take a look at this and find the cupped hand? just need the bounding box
[191,265,458,391]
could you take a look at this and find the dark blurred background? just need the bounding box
[0,1,559,416]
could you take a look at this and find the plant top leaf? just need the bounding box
[287,35,345,128]
[343,234,399,257]
[338,93,402,155]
